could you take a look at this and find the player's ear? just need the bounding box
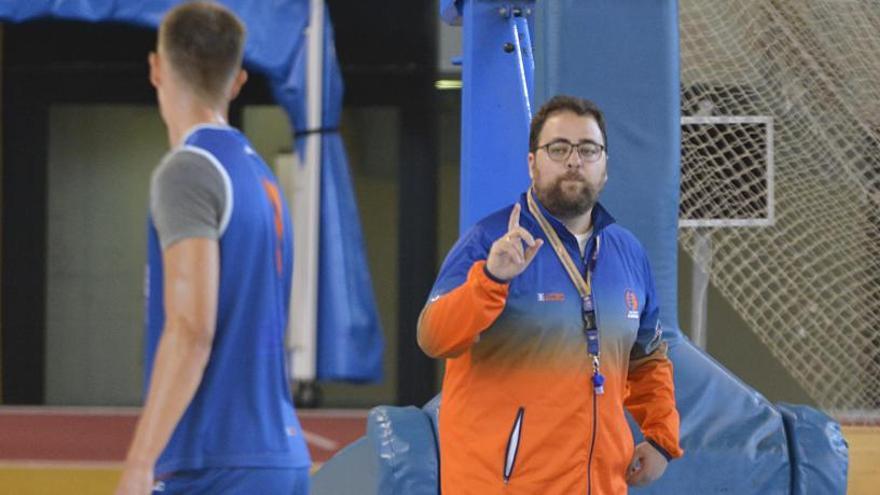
[228,69,248,100]
[148,52,160,88]
[528,152,536,181]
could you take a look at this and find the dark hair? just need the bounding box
[529,95,607,153]
[158,1,246,103]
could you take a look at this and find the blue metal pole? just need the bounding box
[445,0,537,233]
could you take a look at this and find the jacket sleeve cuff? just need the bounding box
[482,262,509,285]
[646,438,675,462]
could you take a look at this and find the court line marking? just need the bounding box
[302,431,340,451]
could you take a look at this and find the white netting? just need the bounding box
[679,0,880,423]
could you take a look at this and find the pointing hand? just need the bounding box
[485,203,543,282]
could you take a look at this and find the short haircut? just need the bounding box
[158,1,246,104]
[529,95,608,152]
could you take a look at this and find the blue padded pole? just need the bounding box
[534,0,682,332]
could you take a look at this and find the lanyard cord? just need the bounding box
[526,189,605,394]
[525,189,598,298]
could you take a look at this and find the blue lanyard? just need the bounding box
[526,189,605,395]
[582,243,604,395]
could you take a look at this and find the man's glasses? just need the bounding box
[534,139,606,163]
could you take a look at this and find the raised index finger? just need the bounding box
[508,203,521,232]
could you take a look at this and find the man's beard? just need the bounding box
[535,172,598,219]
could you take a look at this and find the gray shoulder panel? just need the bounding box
[150,148,230,249]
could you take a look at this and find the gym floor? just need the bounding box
[0,407,876,494]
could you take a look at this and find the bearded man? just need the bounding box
[418,95,683,495]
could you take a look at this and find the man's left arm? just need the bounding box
[624,255,683,486]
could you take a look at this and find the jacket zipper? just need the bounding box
[586,253,600,495]
[587,387,598,494]
[503,407,525,484]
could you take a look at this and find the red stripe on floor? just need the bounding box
[0,408,366,464]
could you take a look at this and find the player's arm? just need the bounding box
[120,238,219,481]
[116,150,227,495]
[417,204,542,358]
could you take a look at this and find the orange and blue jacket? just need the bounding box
[418,194,683,495]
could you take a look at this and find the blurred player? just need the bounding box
[115,2,310,494]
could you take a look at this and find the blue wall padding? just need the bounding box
[422,394,442,434]
[321,375,852,494]
[0,0,385,382]
[367,406,440,495]
[533,0,682,330]
[313,401,440,495]
[777,403,849,495]
[311,437,379,493]
[629,336,791,493]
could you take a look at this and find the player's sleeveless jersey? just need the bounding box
[144,125,311,475]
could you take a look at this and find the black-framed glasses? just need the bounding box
[534,139,606,163]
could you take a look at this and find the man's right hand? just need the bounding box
[486,203,543,282]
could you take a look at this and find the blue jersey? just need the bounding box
[145,126,311,475]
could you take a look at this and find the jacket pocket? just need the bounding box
[503,407,525,484]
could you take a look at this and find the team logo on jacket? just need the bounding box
[537,292,565,302]
[625,289,640,319]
